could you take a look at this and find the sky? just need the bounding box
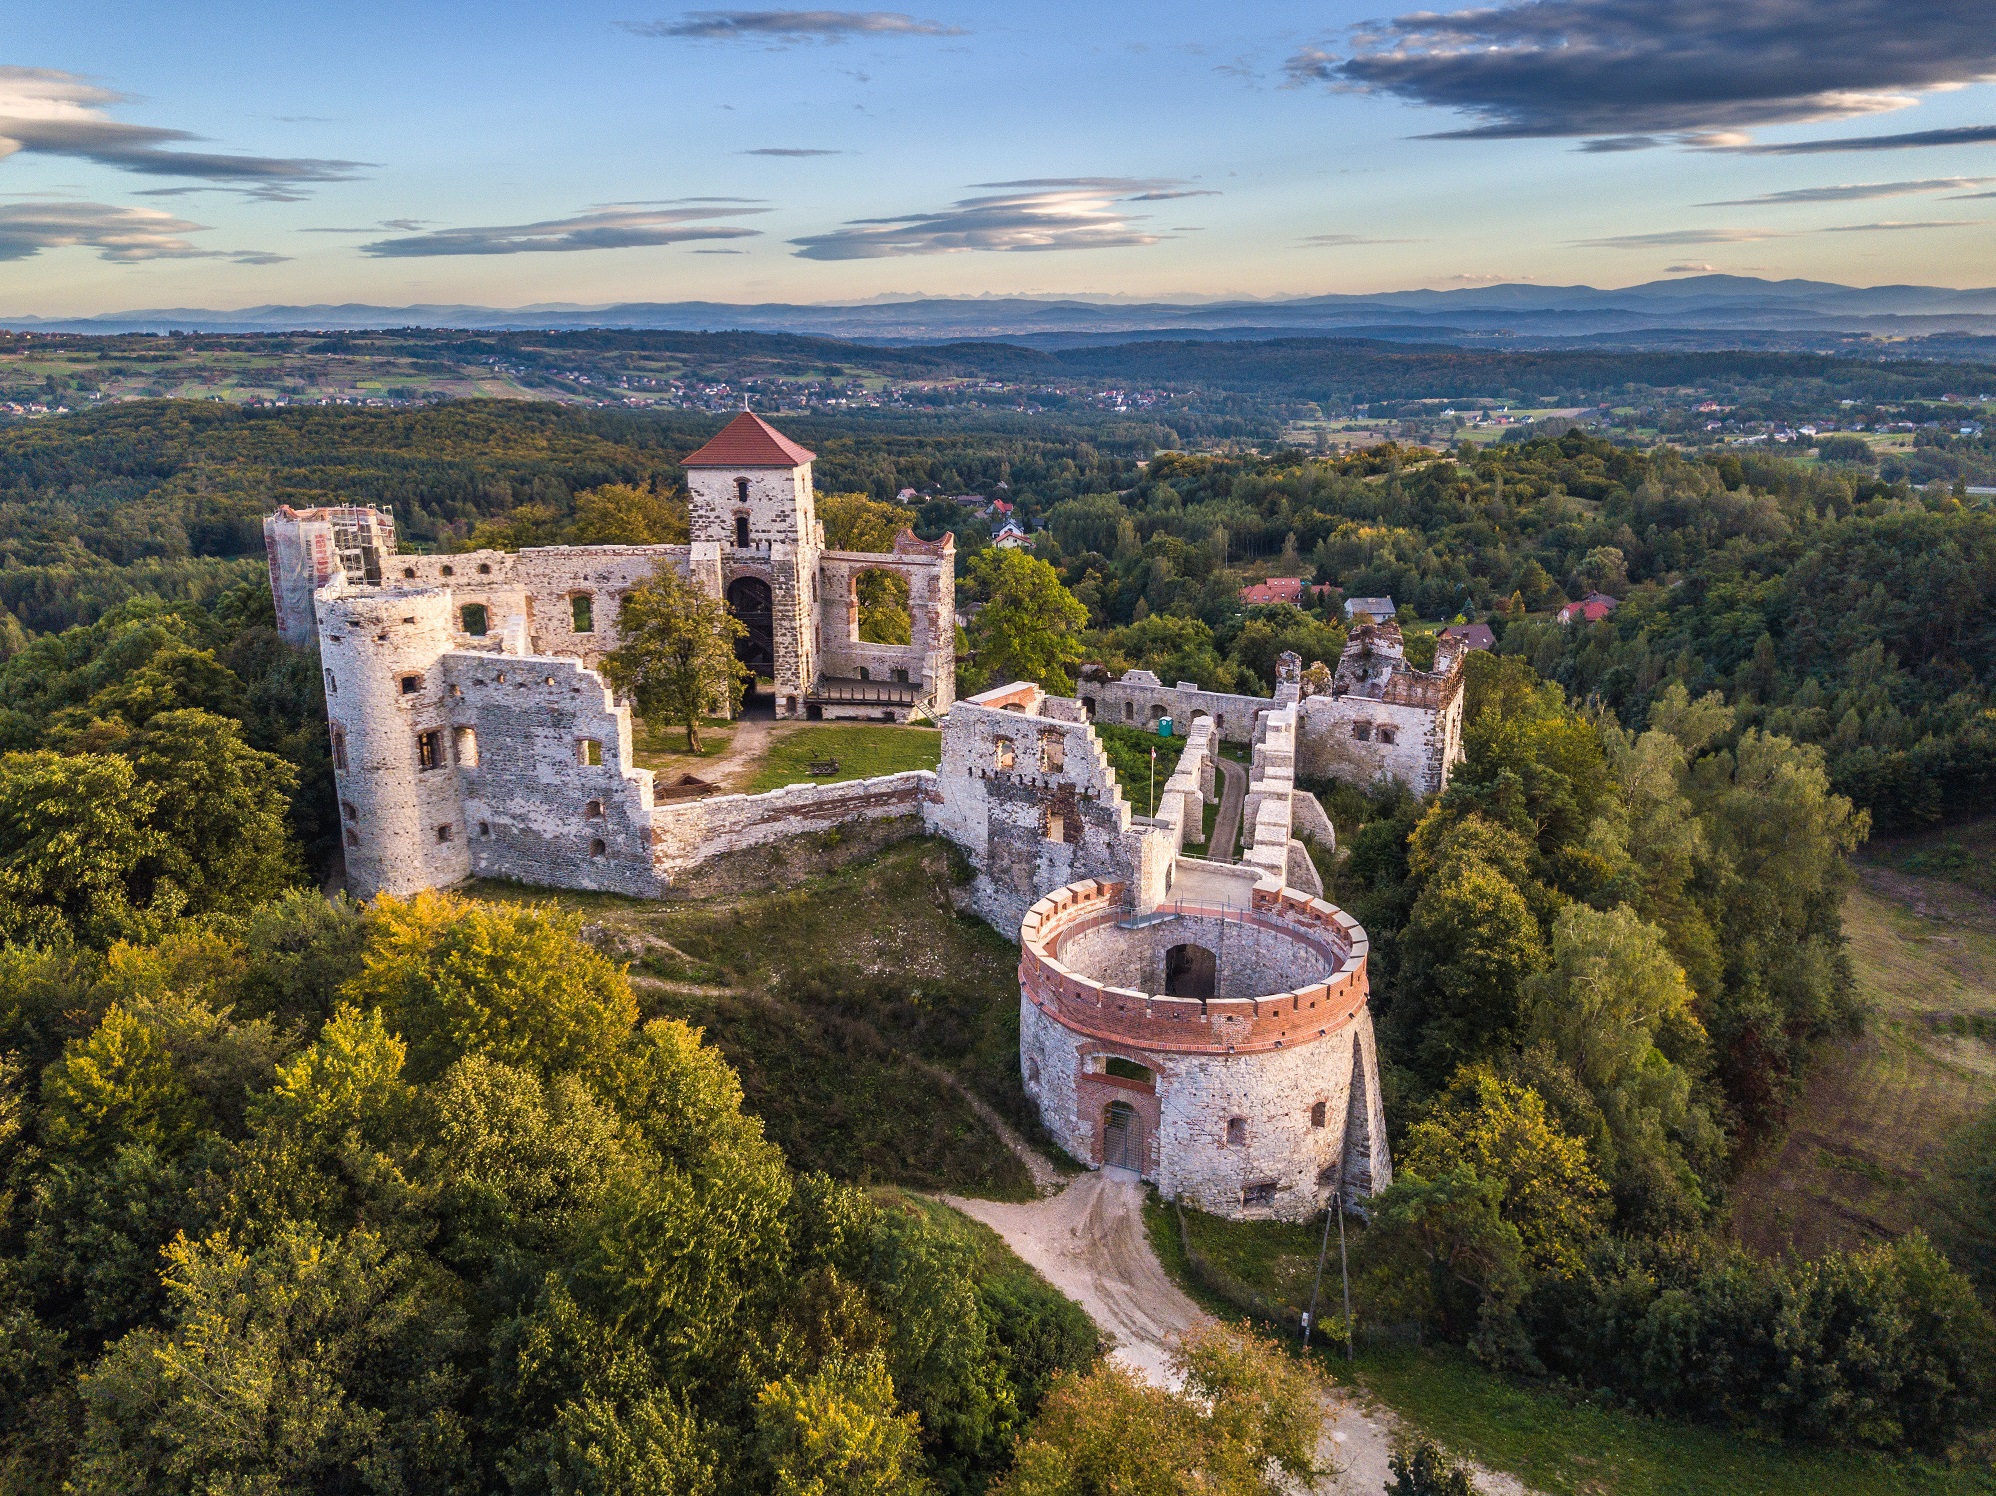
[4,0,1996,313]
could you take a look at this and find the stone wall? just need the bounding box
[651,771,934,883]
[1017,877,1391,1221]
[923,681,1171,934]
[1079,669,1273,744]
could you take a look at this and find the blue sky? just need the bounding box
[5,0,1995,312]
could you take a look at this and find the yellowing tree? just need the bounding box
[569,482,690,545]
[756,1351,930,1496]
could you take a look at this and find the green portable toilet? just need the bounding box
[1158,716,1173,737]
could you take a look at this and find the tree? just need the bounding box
[1395,856,1546,1081]
[341,892,639,1084]
[1401,1068,1607,1277]
[1388,1439,1480,1496]
[40,1005,207,1163]
[963,550,1089,696]
[126,708,304,915]
[600,566,748,752]
[1359,1167,1524,1347]
[819,491,917,553]
[755,1351,930,1496]
[996,1325,1326,1496]
[568,483,689,545]
[0,750,164,947]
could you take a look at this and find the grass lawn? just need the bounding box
[1141,1196,1996,1496]
[605,836,1040,1199]
[739,724,940,795]
[631,715,733,772]
[1728,860,1996,1257]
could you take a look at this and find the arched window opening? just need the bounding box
[851,567,911,644]
[460,603,488,636]
[454,727,478,767]
[735,513,751,548]
[1225,1116,1247,1146]
[477,821,491,838]
[585,798,604,819]
[441,564,455,577]
[416,730,443,771]
[478,562,492,575]
[1310,1100,1327,1129]
[330,726,347,771]
[1103,1056,1153,1085]
[735,476,751,504]
[402,566,416,579]
[323,668,337,695]
[857,666,870,681]
[1351,723,1372,742]
[1164,943,1217,1001]
[435,824,454,844]
[1123,702,1135,721]
[993,737,1015,771]
[589,837,607,858]
[340,800,358,823]
[344,827,360,849]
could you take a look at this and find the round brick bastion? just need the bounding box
[1017,878,1388,1221]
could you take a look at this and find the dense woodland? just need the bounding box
[0,397,1988,1484]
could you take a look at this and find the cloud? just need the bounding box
[1820,218,1987,230]
[1298,232,1423,245]
[1575,227,1791,247]
[1449,272,1524,282]
[0,67,365,192]
[229,250,291,265]
[1726,123,1996,154]
[1280,48,1338,88]
[1665,262,1720,272]
[1301,0,1995,145]
[1699,177,1990,205]
[790,179,1174,260]
[620,10,962,43]
[0,200,217,261]
[693,247,748,253]
[362,204,765,257]
[742,147,845,155]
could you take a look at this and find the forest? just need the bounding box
[0,397,1987,1486]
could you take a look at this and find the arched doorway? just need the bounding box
[1164,943,1216,1000]
[726,576,774,674]
[1103,1100,1141,1171]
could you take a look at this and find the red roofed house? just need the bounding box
[1239,576,1332,607]
[1440,622,1496,651]
[1557,592,1619,626]
[679,412,957,720]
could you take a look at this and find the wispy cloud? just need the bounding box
[362,204,765,257]
[1298,232,1422,246]
[1290,0,1994,148]
[620,10,962,43]
[1665,262,1720,272]
[1576,227,1792,248]
[0,200,218,261]
[791,178,1176,260]
[1699,177,1991,205]
[1820,218,1987,231]
[1725,123,1996,154]
[742,146,845,156]
[0,67,365,195]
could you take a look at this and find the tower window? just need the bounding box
[330,726,347,771]
[1377,726,1397,745]
[460,603,488,636]
[577,738,603,767]
[400,673,422,696]
[344,827,360,849]
[1040,733,1065,772]
[436,824,454,843]
[735,476,751,503]
[402,566,416,579]
[454,726,478,767]
[1226,1117,1247,1146]
[478,562,492,575]
[589,838,607,858]
[892,667,909,684]
[585,798,604,819]
[477,821,490,838]
[1242,1181,1277,1209]
[441,564,455,577]
[1351,723,1372,742]
[857,666,870,681]
[735,513,751,548]
[323,669,337,695]
[571,594,594,633]
[994,737,1015,771]
[1310,1100,1327,1129]
[340,800,358,822]
[417,730,443,771]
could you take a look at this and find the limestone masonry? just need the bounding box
[269,412,1411,1218]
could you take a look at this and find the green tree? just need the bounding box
[755,1351,930,1496]
[0,750,164,947]
[568,483,689,545]
[1387,1438,1480,1496]
[600,567,748,752]
[1359,1166,1524,1347]
[1395,856,1547,1082]
[126,708,304,914]
[1401,1068,1607,1277]
[964,550,1089,696]
[40,1004,207,1163]
[342,892,639,1084]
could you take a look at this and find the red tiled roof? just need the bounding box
[680,412,816,468]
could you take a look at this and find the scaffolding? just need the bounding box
[325,505,395,586]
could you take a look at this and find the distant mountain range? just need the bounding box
[11,275,1996,347]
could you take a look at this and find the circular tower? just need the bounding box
[316,580,471,897]
[1018,879,1389,1221]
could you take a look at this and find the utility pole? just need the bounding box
[1304,1189,1334,1349]
[1337,1188,1353,1364]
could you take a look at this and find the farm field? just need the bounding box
[1729,842,1996,1258]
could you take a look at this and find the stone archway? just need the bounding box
[726,576,774,673]
[1163,943,1216,1000]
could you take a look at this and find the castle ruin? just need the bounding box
[267,411,1402,1219]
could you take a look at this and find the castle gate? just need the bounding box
[1103,1100,1141,1171]
[726,576,774,673]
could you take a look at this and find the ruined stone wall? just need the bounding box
[1298,692,1462,798]
[923,682,1165,934]
[815,538,956,713]
[1080,669,1273,744]
[1056,911,1335,1000]
[1018,877,1390,1221]
[442,653,661,899]
[650,771,934,882]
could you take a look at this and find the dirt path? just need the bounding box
[1210,756,1248,862]
[949,1172,1534,1495]
[702,715,778,792]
